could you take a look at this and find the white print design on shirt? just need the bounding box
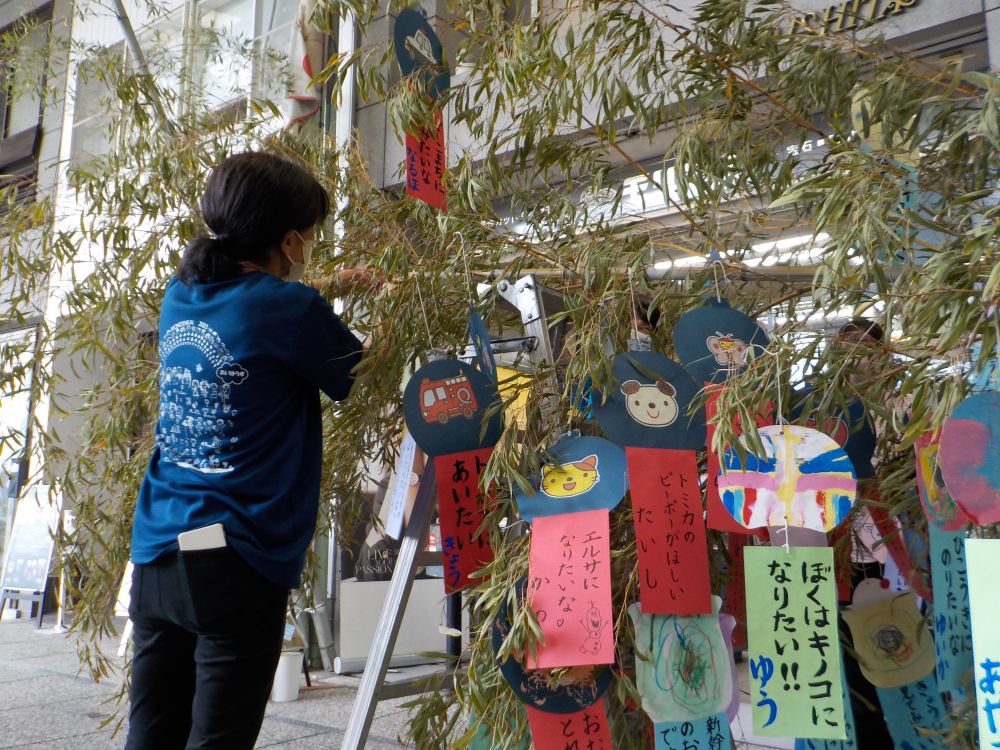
[157,320,248,474]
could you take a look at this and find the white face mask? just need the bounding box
[283,231,314,283]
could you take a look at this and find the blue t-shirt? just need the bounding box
[131,273,363,588]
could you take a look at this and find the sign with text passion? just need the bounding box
[403,358,502,591]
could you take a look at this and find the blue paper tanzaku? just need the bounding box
[928,523,972,694]
[467,306,498,383]
[654,714,731,750]
[875,673,949,750]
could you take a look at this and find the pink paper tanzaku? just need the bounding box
[527,509,614,669]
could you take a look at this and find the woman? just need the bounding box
[126,152,365,749]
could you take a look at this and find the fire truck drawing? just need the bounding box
[419,374,478,424]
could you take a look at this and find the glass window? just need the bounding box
[70,46,126,166]
[0,327,36,560]
[198,0,255,106]
[2,20,49,138]
[195,0,307,110]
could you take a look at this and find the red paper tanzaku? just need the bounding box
[525,702,612,750]
[527,509,614,668]
[627,447,712,615]
[404,110,447,211]
[723,533,749,648]
[433,449,494,592]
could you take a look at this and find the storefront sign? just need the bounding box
[790,0,920,36]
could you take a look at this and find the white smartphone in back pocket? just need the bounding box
[177,523,227,551]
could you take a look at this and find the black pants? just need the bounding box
[125,548,288,750]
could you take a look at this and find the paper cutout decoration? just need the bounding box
[628,448,711,614]
[915,431,970,531]
[525,703,612,750]
[492,578,613,713]
[468,306,497,383]
[874,672,949,750]
[745,546,846,740]
[841,588,935,689]
[673,299,769,385]
[404,114,447,211]
[794,654,859,750]
[593,351,706,450]
[527,509,614,668]
[434,448,494,592]
[705,385,771,535]
[866,495,933,602]
[965,538,1000,749]
[514,435,627,523]
[403,358,502,457]
[849,508,888,565]
[392,7,450,100]
[592,351,708,614]
[791,392,877,480]
[939,391,1000,525]
[628,596,735,723]
[719,425,857,532]
[654,714,732,750]
[403,359,501,591]
[928,523,972,694]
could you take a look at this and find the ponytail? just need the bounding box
[178,152,330,286]
[177,236,245,285]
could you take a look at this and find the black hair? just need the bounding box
[837,317,884,343]
[178,152,330,285]
[633,299,661,330]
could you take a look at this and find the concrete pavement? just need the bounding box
[0,617,412,749]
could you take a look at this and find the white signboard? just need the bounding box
[386,434,418,540]
[0,485,59,593]
[966,538,1000,750]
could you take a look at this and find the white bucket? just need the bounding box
[270,650,304,702]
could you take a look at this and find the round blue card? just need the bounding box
[514,435,627,523]
[592,352,706,450]
[403,359,502,457]
[673,300,769,385]
[393,8,450,101]
[493,578,613,714]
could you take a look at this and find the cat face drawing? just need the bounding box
[541,454,600,498]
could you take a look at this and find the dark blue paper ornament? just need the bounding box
[513,435,628,523]
[468,306,497,382]
[592,351,706,450]
[403,358,502,457]
[673,300,769,385]
[393,8,450,101]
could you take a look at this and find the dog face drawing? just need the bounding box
[621,379,679,427]
[541,454,600,498]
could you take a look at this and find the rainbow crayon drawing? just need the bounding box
[718,425,857,532]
